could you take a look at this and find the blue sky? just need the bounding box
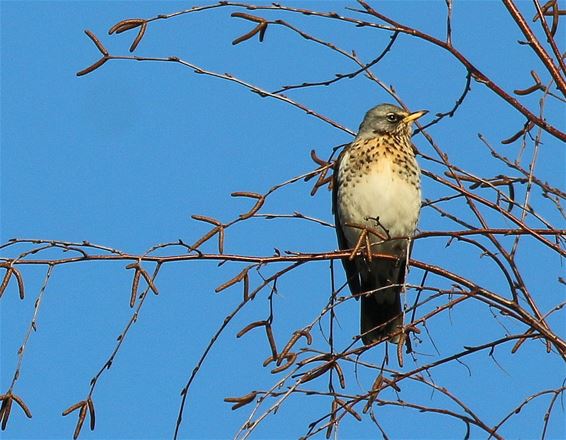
[1,1,564,439]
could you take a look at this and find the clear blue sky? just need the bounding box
[1,1,564,439]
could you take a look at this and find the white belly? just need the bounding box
[337,158,420,252]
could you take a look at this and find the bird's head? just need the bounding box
[356,103,428,139]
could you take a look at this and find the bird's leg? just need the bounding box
[348,227,367,261]
[364,231,373,262]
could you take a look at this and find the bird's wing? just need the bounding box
[332,149,362,294]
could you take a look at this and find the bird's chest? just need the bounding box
[336,144,421,246]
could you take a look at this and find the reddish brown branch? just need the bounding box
[503,0,565,92]
[355,0,565,141]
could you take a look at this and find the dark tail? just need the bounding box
[359,259,404,345]
[360,289,402,344]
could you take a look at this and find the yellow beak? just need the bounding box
[403,110,428,123]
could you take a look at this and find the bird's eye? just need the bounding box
[386,113,399,123]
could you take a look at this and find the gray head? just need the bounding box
[356,103,428,140]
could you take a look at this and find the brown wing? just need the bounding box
[332,149,362,295]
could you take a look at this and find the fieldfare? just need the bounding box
[332,103,426,345]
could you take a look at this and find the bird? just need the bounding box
[332,103,426,345]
